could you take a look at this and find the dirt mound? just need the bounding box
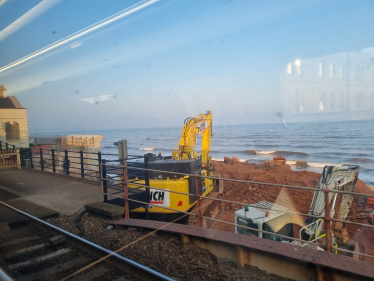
[209,160,374,260]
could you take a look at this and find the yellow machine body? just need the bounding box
[129,110,214,214]
[130,177,213,213]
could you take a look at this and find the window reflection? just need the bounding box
[282,50,374,122]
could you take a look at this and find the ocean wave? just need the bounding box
[307,162,344,168]
[359,167,374,173]
[244,150,308,156]
[323,136,343,139]
[256,150,276,155]
[139,148,155,151]
[256,144,281,148]
[211,157,247,162]
[347,158,373,163]
[287,161,343,168]
[294,145,324,149]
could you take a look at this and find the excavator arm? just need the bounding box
[172,111,212,171]
[303,165,359,240]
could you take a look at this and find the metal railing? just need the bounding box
[27,147,103,180]
[21,146,129,183]
[100,163,374,260]
[18,146,374,260]
[101,155,150,218]
[0,141,19,169]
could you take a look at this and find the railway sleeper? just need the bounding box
[17,255,92,281]
[0,235,67,259]
[0,236,42,252]
[0,236,43,248]
[7,248,72,271]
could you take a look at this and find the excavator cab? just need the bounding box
[235,201,295,242]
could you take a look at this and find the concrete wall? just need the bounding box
[0,108,29,148]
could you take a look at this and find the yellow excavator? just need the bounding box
[130,111,214,216]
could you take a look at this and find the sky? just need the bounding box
[0,0,374,132]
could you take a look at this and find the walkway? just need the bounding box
[0,169,103,214]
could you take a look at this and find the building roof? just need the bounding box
[0,96,24,109]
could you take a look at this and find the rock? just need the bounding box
[296,161,308,169]
[224,157,232,164]
[232,156,240,163]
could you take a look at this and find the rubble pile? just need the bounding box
[208,159,374,261]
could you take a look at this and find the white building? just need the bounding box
[0,85,29,147]
[281,51,374,123]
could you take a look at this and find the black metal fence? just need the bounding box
[0,141,16,153]
[27,147,103,181]
[19,146,152,217]
[101,155,151,219]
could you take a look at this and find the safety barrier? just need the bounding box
[18,147,374,260]
[0,141,19,169]
[100,156,151,217]
[100,163,374,260]
[26,147,103,181]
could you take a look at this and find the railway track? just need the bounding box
[0,201,174,281]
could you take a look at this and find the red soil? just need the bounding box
[208,160,374,261]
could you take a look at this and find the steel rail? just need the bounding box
[110,177,374,229]
[110,192,374,259]
[102,192,323,247]
[107,164,374,197]
[102,176,325,220]
[101,179,374,258]
[331,217,374,229]
[331,246,374,259]
[104,185,141,194]
[0,267,13,281]
[0,200,175,281]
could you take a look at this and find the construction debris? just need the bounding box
[206,159,374,261]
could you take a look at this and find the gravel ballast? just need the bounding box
[46,213,294,281]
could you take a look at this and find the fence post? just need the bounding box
[195,174,202,227]
[19,147,23,166]
[124,165,130,219]
[102,159,108,203]
[324,188,332,253]
[80,150,84,178]
[51,149,56,173]
[64,150,69,175]
[98,152,102,182]
[6,142,8,150]
[16,148,21,169]
[29,148,34,168]
[144,154,150,220]
[40,148,44,171]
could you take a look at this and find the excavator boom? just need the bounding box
[304,165,359,240]
[172,111,212,170]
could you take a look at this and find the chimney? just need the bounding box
[0,85,6,98]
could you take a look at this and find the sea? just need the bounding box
[30,120,374,186]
